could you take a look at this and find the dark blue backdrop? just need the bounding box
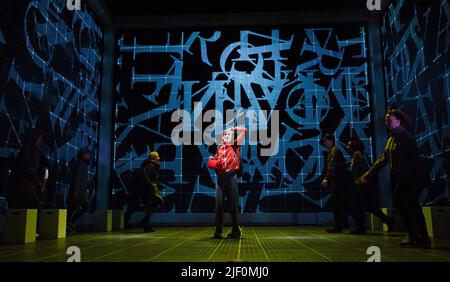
[0,0,102,207]
[113,25,374,212]
[381,0,450,205]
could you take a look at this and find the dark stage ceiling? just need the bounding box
[103,0,370,17]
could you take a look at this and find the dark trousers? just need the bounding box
[329,182,348,230]
[124,193,163,229]
[67,196,88,225]
[141,195,163,229]
[350,184,394,230]
[67,191,88,225]
[330,182,369,230]
[67,202,88,225]
[393,182,429,240]
[124,194,140,226]
[215,172,240,235]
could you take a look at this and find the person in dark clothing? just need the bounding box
[124,170,141,228]
[67,147,93,233]
[141,152,163,232]
[359,109,431,248]
[346,136,395,234]
[321,134,354,233]
[125,152,163,232]
[5,128,47,209]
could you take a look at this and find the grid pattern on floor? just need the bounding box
[1,226,450,262]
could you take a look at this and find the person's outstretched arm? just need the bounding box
[234,127,248,145]
[366,152,387,177]
[359,139,390,184]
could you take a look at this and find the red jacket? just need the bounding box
[212,144,240,174]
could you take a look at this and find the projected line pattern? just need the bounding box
[0,0,102,205]
[114,27,372,212]
[381,0,450,204]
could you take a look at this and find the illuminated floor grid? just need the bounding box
[1,226,450,262]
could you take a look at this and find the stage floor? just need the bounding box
[1,226,450,262]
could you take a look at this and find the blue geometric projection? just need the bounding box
[113,26,373,212]
[381,0,450,205]
[0,0,102,207]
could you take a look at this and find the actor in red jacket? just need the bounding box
[209,127,247,239]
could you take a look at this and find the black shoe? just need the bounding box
[386,218,396,233]
[227,233,241,239]
[350,229,367,235]
[417,237,432,249]
[144,226,155,232]
[66,222,75,234]
[400,236,419,247]
[326,228,343,233]
[226,230,241,239]
[212,234,223,239]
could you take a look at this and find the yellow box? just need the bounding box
[423,207,450,239]
[3,209,37,244]
[39,209,67,239]
[94,210,112,232]
[112,210,124,230]
[368,213,383,231]
[381,208,406,232]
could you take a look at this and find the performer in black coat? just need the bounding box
[6,128,47,209]
[124,152,163,232]
[67,147,93,233]
[321,134,353,233]
[359,109,431,248]
[346,136,395,234]
[140,152,163,232]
